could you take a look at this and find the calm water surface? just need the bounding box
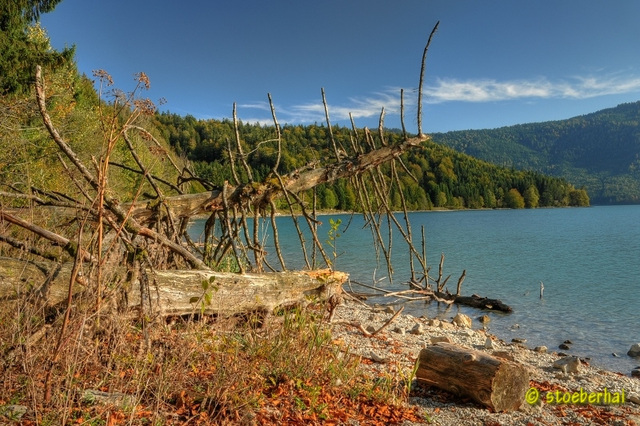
[190,205,640,374]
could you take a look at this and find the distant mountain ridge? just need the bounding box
[431,101,640,204]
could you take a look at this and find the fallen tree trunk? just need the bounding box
[124,134,427,224]
[0,257,346,317]
[454,294,512,312]
[416,342,529,412]
[429,290,512,312]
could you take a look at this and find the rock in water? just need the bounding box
[627,343,640,357]
[478,315,491,324]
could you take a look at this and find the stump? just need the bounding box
[416,342,529,412]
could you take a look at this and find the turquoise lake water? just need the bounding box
[190,205,640,374]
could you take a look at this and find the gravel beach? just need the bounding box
[330,297,640,425]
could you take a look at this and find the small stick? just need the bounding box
[358,306,405,337]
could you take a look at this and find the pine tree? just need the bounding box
[0,0,74,95]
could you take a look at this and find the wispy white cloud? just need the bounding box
[236,74,640,124]
[238,91,405,125]
[424,74,640,103]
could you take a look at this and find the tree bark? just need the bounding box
[416,342,529,412]
[0,257,346,317]
[124,135,428,224]
[453,294,512,312]
[428,290,512,312]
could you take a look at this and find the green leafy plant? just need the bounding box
[325,218,342,269]
[189,276,218,317]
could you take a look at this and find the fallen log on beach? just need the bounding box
[416,342,529,412]
[0,257,346,317]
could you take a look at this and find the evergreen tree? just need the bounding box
[0,0,74,94]
[523,185,540,208]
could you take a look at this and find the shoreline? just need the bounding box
[331,297,640,425]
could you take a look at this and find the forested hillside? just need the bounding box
[153,112,589,210]
[0,1,587,213]
[431,102,640,204]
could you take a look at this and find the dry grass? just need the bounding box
[0,292,426,425]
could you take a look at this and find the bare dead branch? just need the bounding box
[232,103,253,182]
[417,21,439,137]
[456,269,466,296]
[0,210,94,263]
[36,66,98,189]
[322,88,342,161]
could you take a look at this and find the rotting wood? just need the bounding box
[428,290,512,313]
[453,294,512,312]
[416,342,529,412]
[0,257,346,317]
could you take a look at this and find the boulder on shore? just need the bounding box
[452,313,472,329]
[553,356,581,374]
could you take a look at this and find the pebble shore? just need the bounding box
[330,297,640,425]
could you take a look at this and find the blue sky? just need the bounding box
[41,0,640,133]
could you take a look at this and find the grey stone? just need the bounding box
[83,389,135,407]
[484,336,495,349]
[631,367,640,378]
[430,336,452,344]
[0,405,28,421]
[477,315,491,324]
[627,343,640,357]
[533,346,548,353]
[383,306,395,314]
[410,323,425,335]
[553,356,581,374]
[559,343,571,350]
[368,352,389,364]
[511,338,527,344]
[392,326,406,336]
[365,325,377,333]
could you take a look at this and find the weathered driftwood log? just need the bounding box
[454,294,512,312]
[0,257,346,317]
[416,342,529,412]
[430,291,512,312]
